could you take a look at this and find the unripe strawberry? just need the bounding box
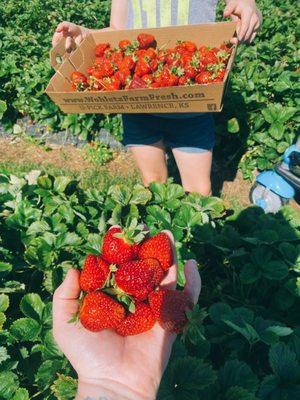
[79,291,125,332]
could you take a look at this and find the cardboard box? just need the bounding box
[46,21,237,114]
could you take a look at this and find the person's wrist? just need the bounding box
[76,379,156,400]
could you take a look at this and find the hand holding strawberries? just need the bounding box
[53,228,201,400]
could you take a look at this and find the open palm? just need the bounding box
[53,232,201,400]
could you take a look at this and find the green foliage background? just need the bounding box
[0,172,299,399]
[0,0,299,178]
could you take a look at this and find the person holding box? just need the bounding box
[52,0,261,196]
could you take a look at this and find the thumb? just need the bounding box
[183,260,201,304]
[224,1,235,18]
[53,269,81,327]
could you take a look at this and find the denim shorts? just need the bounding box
[122,113,215,153]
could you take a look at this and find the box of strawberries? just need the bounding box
[46,21,237,114]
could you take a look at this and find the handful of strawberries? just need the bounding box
[78,223,194,336]
[71,32,233,92]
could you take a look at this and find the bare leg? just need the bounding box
[129,140,168,186]
[172,148,213,196]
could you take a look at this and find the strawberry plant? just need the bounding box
[0,170,299,399]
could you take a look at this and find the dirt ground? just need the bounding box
[0,137,136,178]
[0,137,298,211]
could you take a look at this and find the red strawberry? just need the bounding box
[132,243,141,259]
[121,55,136,71]
[128,76,148,90]
[137,33,157,49]
[139,232,173,270]
[95,43,110,57]
[115,68,131,86]
[195,71,212,84]
[79,255,110,292]
[115,260,156,300]
[116,303,155,336]
[119,39,131,51]
[141,74,155,86]
[79,292,125,332]
[149,289,193,333]
[143,258,165,286]
[102,227,137,265]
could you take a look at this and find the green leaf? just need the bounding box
[0,262,12,273]
[262,104,296,125]
[277,141,289,154]
[219,360,258,393]
[0,100,7,119]
[269,343,300,383]
[209,302,232,326]
[225,386,258,400]
[0,346,10,364]
[10,318,41,341]
[146,205,171,229]
[84,233,102,254]
[0,294,9,312]
[12,388,30,400]
[0,371,19,399]
[252,246,273,265]
[51,374,77,400]
[269,122,284,140]
[261,260,289,280]
[265,326,293,337]
[37,176,53,190]
[42,330,63,359]
[26,220,50,236]
[240,263,261,284]
[158,357,216,400]
[258,375,279,399]
[279,242,297,263]
[0,312,6,329]
[20,293,44,320]
[174,205,202,228]
[227,118,240,133]
[223,320,258,343]
[35,360,63,388]
[108,185,131,205]
[285,278,300,297]
[130,185,152,205]
[55,232,82,248]
[53,176,72,193]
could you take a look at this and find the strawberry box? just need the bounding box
[46,21,237,114]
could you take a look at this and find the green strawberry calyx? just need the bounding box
[113,218,149,244]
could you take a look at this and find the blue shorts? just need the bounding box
[122,113,215,153]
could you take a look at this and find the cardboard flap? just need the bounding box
[69,35,96,71]
[50,37,77,71]
[89,21,237,48]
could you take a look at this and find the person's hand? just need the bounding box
[224,0,262,44]
[52,21,91,51]
[53,232,201,400]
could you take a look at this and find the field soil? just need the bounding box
[0,137,299,211]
